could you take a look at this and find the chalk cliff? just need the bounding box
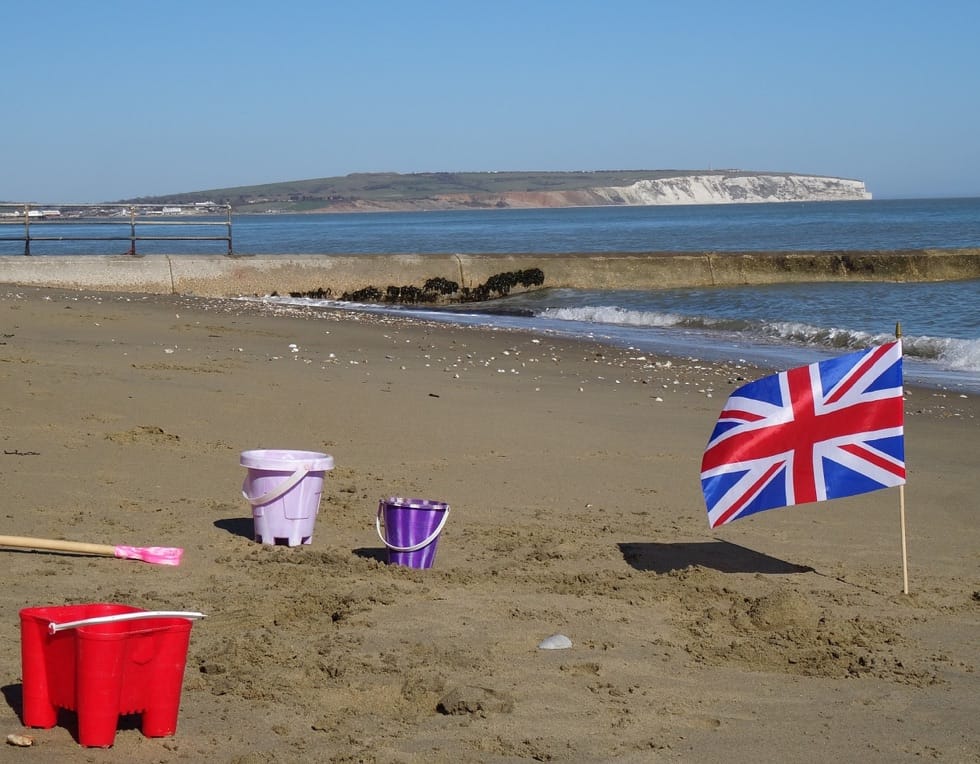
[593,173,872,205]
[429,173,871,210]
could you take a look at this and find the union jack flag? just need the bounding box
[701,341,905,528]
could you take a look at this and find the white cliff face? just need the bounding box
[593,174,872,205]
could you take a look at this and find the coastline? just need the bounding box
[1,286,977,762]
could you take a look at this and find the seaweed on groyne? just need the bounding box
[283,268,546,305]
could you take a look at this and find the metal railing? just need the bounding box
[0,202,233,255]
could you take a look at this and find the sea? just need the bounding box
[5,197,979,392]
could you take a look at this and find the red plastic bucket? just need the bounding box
[20,604,203,748]
[376,497,450,568]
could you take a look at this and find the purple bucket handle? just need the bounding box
[241,467,308,507]
[376,499,451,553]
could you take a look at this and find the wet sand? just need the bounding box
[0,286,977,763]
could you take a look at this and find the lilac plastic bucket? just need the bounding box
[241,450,334,546]
[376,497,450,569]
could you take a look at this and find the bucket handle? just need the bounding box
[47,611,207,635]
[376,501,451,553]
[242,467,308,506]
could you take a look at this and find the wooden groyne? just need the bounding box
[1,249,978,299]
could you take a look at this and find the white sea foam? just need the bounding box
[906,336,980,371]
[541,305,685,327]
[742,322,980,372]
[761,321,887,350]
[537,307,980,374]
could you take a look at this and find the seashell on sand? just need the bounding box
[537,633,573,650]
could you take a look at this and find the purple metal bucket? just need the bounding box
[241,450,334,546]
[376,497,450,569]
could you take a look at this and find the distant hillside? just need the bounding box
[123,170,871,213]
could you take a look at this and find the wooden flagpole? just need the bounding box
[897,322,910,595]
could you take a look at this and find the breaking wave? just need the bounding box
[538,305,980,371]
[541,306,688,328]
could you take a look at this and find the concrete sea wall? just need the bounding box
[1,250,978,299]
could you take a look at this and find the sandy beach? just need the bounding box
[0,285,977,763]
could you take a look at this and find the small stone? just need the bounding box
[538,633,573,650]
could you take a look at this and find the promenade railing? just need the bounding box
[0,203,233,255]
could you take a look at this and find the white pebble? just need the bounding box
[5,733,34,747]
[538,634,572,650]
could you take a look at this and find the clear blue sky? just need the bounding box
[3,0,979,202]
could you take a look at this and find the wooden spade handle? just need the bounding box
[0,535,116,557]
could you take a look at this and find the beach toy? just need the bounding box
[19,604,205,748]
[241,449,334,546]
[376,497,450,569]
[0,534,183,565]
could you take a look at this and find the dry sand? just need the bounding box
[0,285,977,763]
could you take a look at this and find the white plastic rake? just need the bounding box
[0,535,184,566]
